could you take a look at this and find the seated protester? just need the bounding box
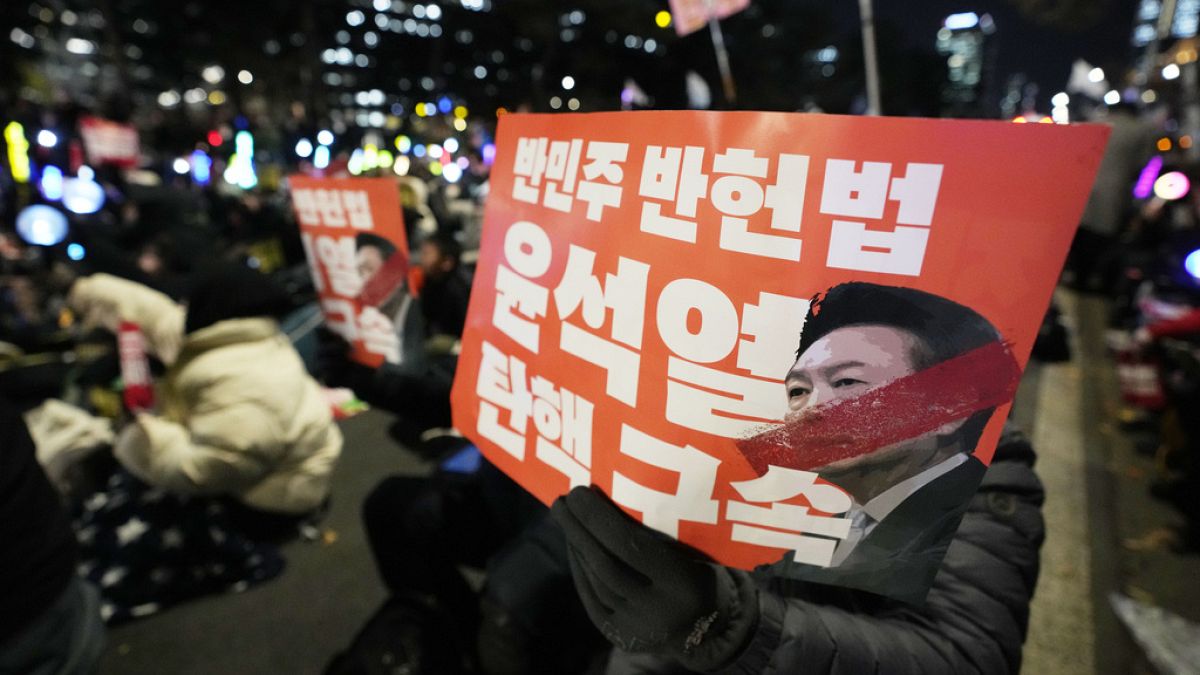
[321,233,471,436]
[332,449,603,675]
[550,424,1045,674]
[69,265,342,515]
[0,396,105,675]
[416,232,472,342]
[66,265,342,622]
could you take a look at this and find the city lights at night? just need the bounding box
[0,2,1197,673]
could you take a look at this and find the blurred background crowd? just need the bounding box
[4,1,1200,674]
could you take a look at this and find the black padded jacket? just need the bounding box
[609,425,1046,675]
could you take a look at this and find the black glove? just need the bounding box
[316,327,375,394]
[551,486,759,671]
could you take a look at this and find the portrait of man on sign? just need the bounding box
[739,282,1021,601]
[354,231,420,366]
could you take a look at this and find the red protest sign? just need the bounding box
[668,0,750,37]
[289,176,411,368]
[78,116,140,168]
[450,111,1109,601]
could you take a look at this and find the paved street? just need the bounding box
[98,409,426,675]
[1024,291,1200,675]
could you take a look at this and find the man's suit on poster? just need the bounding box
[770,456,987,604]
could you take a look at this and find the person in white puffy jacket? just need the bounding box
[69,266,342,516]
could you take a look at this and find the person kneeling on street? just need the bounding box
[65,265,343,622]
[69,266,342,515]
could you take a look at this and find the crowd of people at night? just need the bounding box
[3,44,1200,675]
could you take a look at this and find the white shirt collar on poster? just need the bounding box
[828,452,970,567]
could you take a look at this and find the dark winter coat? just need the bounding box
[609,425,1045,675]
[0,397,79,644]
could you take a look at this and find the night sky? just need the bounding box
[827,0,1140,108]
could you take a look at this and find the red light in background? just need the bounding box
[207,130,223,146]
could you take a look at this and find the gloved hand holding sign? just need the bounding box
[551,485,760,672]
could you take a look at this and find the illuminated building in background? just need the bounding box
[1132,0,1199,63]
[316,1,669,130]
[317,0,508,133]
[1132,0,1162,50]
[1176,0,1200,38]
[1132,0,1200,43]
[1130,0,1200,89]
[3,2,118,109]
[935,12,997,117]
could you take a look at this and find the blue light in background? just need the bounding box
[944,12,979,30]
[40,165,64,201]
[1186,249,1200,281]
[61,177,105,215]
[191,150,212,185]
[67,242,86,260]
[16,205,69,246]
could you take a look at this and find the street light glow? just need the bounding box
[1186,249,1200,280]
[202,65,224,84]
[40,165,63,200]
[943,12,979,30]
[65,38,95,54]
[1155,171,1191,200]
[1164,63,1181,80]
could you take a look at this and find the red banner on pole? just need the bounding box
[668,0,750,37]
